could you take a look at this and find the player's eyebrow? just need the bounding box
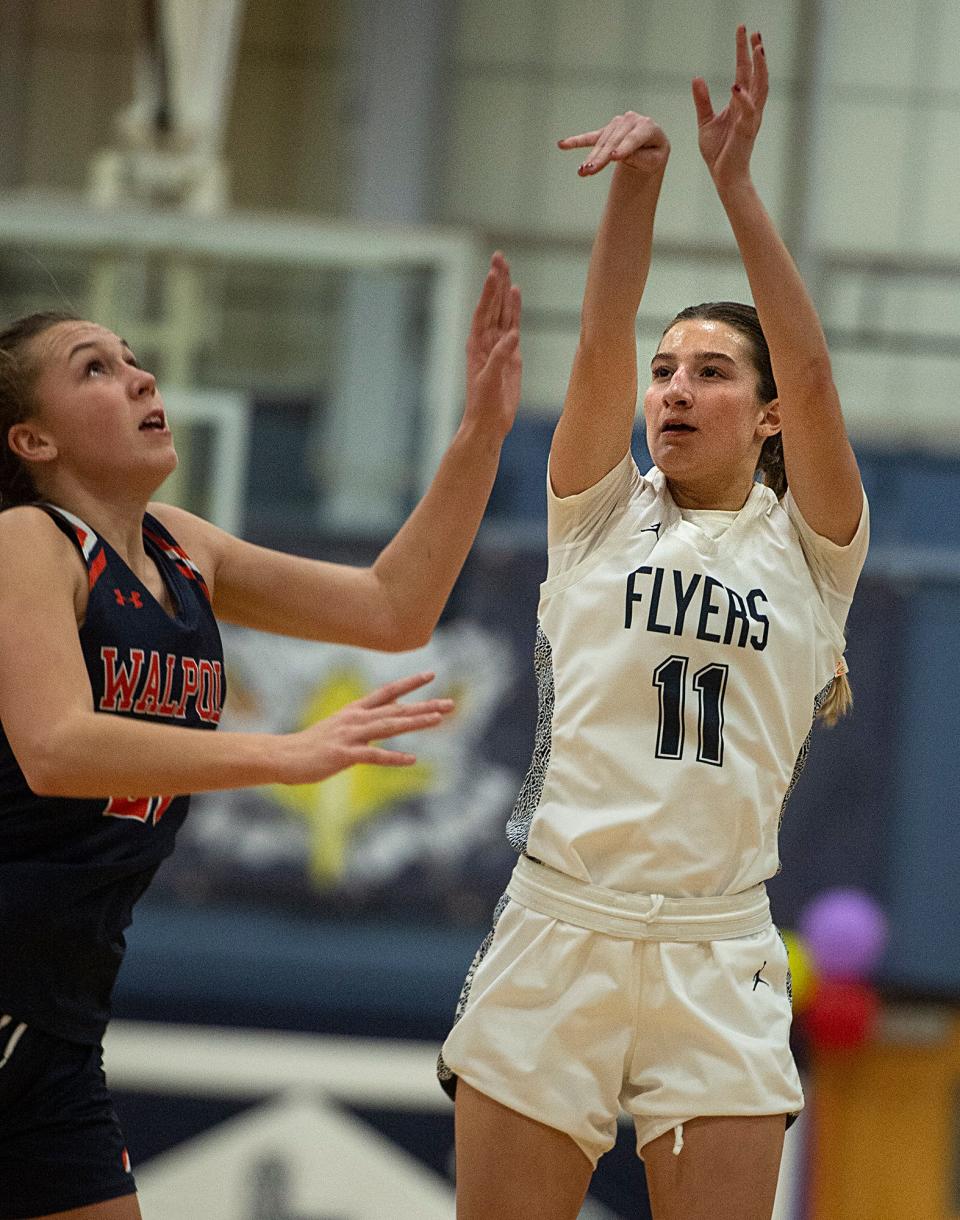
[651,350,738,367]
[67,339,138,362]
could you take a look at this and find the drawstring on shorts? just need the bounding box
[672,1123,684,1156]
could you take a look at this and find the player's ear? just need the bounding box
[756,396,780,442]
[7,420,58,466]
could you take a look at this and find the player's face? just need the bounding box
[26,321,176,491]
[643,319,776,494]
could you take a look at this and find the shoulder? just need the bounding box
[0,504,82,559]
[0,505,86,610]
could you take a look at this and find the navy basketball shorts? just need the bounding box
[0,1015,136,1219]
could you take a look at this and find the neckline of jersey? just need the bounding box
[44,503,187,626]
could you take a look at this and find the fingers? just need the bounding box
[486,327,520,369]
[734,23,751,91]
[578,113,631,175]
[752,31,769,107]
[365,709,449,739]
[557,130,603,150]
[470,251,516,344]
[469,265,499,339]
[561,113,667,177]
[609,112,655,162]
[358,671,436,709]
[471,252,510,340]
[691,77,715,127]
[736,26,768,112]
[485,254,506,332]
[499,282,521,336]
[351,746,419,767]
[472,328,521,400]
[730,81,756,133]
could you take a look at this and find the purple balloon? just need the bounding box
[799,888,889,981]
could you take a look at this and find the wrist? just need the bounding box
[714,174,758,205]
[613,156,668,191]
[265,731,300,786]
[455,413,511,454]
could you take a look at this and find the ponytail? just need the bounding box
[817,667,853,726]
[757,431,787,500]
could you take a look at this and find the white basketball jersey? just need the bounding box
[507,454,869,898]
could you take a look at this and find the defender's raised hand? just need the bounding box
[283,671,455,783]
[558,112,669,179]
[693,25,768,188]
[463,251,522,439]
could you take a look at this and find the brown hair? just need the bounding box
[0,311,78,509]
[662,301,851,726]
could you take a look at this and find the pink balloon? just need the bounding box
[799,888,888,981]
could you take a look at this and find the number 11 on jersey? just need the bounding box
[653,655,729,766]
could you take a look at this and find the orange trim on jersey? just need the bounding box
[88,548,106,590]
[143,527,211,603]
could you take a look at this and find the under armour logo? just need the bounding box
[752,962,770,990]
[113,588,144,609]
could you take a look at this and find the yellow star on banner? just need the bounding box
[271,668,434,884]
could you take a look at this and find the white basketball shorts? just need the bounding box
[440,857,804,1166]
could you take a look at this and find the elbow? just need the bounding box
[27,775,67,798]
[367,580,437,652]
[20,747,70,798]
[383,620,435,653]
[16,723,83,797]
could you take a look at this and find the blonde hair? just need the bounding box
[818,671,853,727]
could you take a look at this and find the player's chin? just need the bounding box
[649,441,699,477]
[155,441,178,467]
[146,444,179,485]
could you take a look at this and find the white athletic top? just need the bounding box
[505,453,869,898]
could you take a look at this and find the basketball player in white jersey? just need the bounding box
[439,28,867,1220]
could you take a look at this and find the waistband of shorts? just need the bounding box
[506,855,771,942]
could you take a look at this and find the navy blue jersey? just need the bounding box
[0,505,224,1044]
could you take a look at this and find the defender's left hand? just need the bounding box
[693,25,768,188]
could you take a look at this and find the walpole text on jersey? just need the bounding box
[99,647,224,722]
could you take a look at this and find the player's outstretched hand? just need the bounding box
[692,25,768,189]
[557,111,669,179]
[463,251,522,440]
[281,671,454,783]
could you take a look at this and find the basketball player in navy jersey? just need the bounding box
[0,253,520,1219]
[441,31,867,1220]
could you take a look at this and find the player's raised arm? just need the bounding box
[549,113,669,497]
[0,509,453,797]
[169,252,521,652]
[693,26,862,543]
